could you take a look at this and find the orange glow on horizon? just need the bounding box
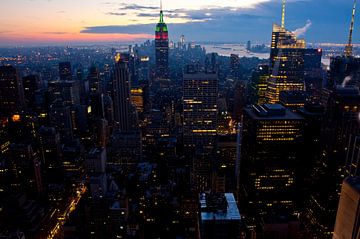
[0,32,153,45]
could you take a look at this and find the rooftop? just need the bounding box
[200,193,241,221]
[245,104,304,120]
[344,177,360,194]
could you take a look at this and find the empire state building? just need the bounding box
[155,4,169,81]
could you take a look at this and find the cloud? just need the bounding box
[107,12,127,16]
[118,4,158,10]
[42,31,68,35]
[293,20,312,37]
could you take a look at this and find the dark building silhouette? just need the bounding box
[241,104,304,234]
[88,65,101,94]
[229,54,240,79]
[199,193,241,239]
[22,75,42,110]
[113,53,136,132]
[304,87,360,237]
[59,61,72,81]
[0,66,25,117]
[329,56,360,89]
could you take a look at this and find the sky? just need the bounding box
[0,0,358,46]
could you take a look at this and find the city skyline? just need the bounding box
[1,0,359,46]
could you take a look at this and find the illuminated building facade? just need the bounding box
[0,66,25,117]
[130,87,144,113]
[267,24,306,104]
[183,66,218,152]
[241,104,304,222]
[251,64,270,105]
[155,7,169,81]
[138,56,150,84]
[333,177,360,239]
[279,90,306,109]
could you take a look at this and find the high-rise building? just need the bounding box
[155,4,169,80]
[267,24,306,103]
[138,56,150,84]
[22,75,42,110]
[229,54,240,79]
[303,87,360,238]
[88,65,101,93]
[0,66,25,117]
[241,104,304,232]
[333,177,360,239]
[246,40,251,51]
[279,90,306,109]
[183,66,218,153]
[113,53,134,132]
[49,100,73,140]
[250,64,270,105]
[85,147,107,174]
[47,80,80,106]
[130,87,144,113]
[329,56,360,89]
[304,48,323,102]
[37,126,62,183]
[199,193,241,239]
[59,61,72,81]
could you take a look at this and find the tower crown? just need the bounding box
[156,5,168,32]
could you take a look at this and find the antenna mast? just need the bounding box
[281,0,286,28]
[345,0,357,57]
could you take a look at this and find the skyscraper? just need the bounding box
[183,65,218,153]
[0,66,25,117]
[199,193,241,239]
[229,54,240,79]
[88,65,101,93]
[251,64,270,105]
[267,25,306,103]
[113,53,134,132]
[266,1,306,104]
[241,104,304,234]
[333,177,360,239]
[155,3,169,81]
[303,87,360,237]
[59,61,72,81]
[22,74,41,110]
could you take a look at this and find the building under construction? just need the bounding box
[328,0,360,89]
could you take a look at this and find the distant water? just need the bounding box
[202,43,331,67]
[202,43,270,59]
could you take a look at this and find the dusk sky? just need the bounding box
[0,0,358,46]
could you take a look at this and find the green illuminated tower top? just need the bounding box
[156,0,167,32]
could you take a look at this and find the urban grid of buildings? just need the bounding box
[0,0,360,239]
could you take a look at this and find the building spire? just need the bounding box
[159,0,164,23]
[281,0,286,28]
[345,0,357,57]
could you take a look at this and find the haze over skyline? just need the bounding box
[0,0,358,46]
